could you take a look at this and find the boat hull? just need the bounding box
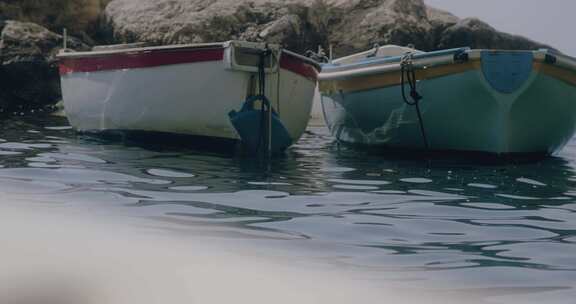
[319,50,576,155]
[59,42,318,150]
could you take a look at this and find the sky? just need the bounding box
[425,0,576,56]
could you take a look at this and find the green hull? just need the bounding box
[321,64,576,155]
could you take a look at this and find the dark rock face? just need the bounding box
[102,0,553,57]
[0,21,88,111]
[0,0,111,39]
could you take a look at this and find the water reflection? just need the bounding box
[0,115,576,301]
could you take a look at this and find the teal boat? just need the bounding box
[318,45,576,156]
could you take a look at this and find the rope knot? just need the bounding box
[400,50,429,149]
[410,90,422,101]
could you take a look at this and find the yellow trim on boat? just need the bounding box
[319,59,576,95]
[318,60,481,94]
[535,62,576,86]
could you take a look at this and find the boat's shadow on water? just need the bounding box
[331,141,553,165]
[33,123,575,207]
[80,129,313,160]
[69,128,336,194]
[76,126,576,194]
[79,130,240,156]
[330,142,576,201]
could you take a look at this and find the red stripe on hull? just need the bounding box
[280,53,319,81]
[59,48,225,74]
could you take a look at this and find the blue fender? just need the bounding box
[229,95,293,154]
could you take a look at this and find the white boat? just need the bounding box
[58,41,319,153]
[318,45,576,156]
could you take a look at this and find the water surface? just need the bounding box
[1,115,575,303]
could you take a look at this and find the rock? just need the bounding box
[0,20,88,111]
[326,0,436,55]
[425,6,460,49]
[436,18,551,50]
[259,14,302,44]
[0,0,112,40]
[102,0,554,57]
[426,6,459,27]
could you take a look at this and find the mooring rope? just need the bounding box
[256,46,273,158]
[400,52,429,150]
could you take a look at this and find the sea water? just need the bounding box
[0,115,575,303]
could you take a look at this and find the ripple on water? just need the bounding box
[1,118,576,302]
[371,190,407,194]
[319,167,356,173]
[495,193,540,200]
[407,189,466,198]
[460,202,516,210]
[0,150,22,155]
[482,241,576,268]
[0,178,72,194]
[328,179,390,186]
[169,186,209,191]
[400,177,433,184]
[0,143,52,150]
[44,126,73,130]
[468,183,498,189]
[248,182,292,186]
[38,152,107,164]
[0,168,170,185]
[516,177,547,187]
[146,169,195,178]
[332,184,380,191]
[444,188,465,192]
[27,162,85,169]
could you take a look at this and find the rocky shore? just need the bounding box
[0,0,553,110]
[0,20,88,111]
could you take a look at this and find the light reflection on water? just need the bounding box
[1,115,576,303]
